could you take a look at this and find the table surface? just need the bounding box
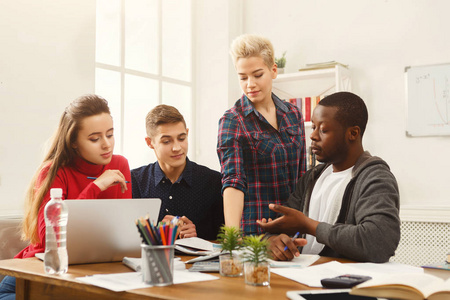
[0,255,353,300]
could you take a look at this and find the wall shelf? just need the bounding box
[273,65,351,101]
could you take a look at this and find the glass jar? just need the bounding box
[219,253,243,277]
[244,261,270,286]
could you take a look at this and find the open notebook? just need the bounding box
[36,198,161,264]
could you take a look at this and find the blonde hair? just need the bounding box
[229,34,275,69]
[145,104,186,137]
[22,94,110,244]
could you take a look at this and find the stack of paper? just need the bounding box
[298,61,348,71]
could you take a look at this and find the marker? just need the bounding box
[284,232,300,251]
[87,176,130,183]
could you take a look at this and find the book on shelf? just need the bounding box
[304,97,311,122]
[311,96,319,118]
[298,61,348,71]
[285,96,326,123]
[349,272,450,300]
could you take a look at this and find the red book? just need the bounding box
[289,98,297,106]
[304,97,311,122]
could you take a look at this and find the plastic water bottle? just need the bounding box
[44,188,68,274]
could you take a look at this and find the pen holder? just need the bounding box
[141,244,175,286]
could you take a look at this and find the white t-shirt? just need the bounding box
[302,165,353,255]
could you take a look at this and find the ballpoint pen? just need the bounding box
[284,232,300,251]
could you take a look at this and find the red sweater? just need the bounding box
[15,155,132,259]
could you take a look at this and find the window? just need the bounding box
[95,0,193,169]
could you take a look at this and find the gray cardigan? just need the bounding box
[286,151,400,262]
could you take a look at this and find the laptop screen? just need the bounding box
[63,198,161,264]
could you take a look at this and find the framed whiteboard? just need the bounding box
[405,63,450,136]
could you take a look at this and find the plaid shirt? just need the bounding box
[217,94,306,235]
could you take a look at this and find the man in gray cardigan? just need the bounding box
[257,92,400,263]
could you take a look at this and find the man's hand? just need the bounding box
[161,215,197,239]
[257,204,319,236]
[178,216,197,239]
[267,234,307,261]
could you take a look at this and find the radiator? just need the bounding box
[389,206,450,266]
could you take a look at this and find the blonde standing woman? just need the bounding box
[217,34,306,235]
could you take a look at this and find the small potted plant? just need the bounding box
[275,51,287,74]
[242,235,271,286]
[217,225,243,277]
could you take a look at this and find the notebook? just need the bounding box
[36,198,161,265]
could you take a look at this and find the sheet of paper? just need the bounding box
[344,262,424,276]
[272,261,425,288]
[268,254,320,268]
[77,269,219,292]
[272,261,368,287]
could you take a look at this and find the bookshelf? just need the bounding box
[272,64,351,169]
[273,64,352,127]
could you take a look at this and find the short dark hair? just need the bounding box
[145,104,186,137]
[319,92,368,136]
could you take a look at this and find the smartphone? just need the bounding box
[321,274,372,288]
[286,289,377,300]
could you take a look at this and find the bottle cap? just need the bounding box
[50,188,63,198]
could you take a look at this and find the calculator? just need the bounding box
[320,274,372,288]
[188,260,220,273]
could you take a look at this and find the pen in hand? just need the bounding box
[284,232,300,251]
[87,176,130,183]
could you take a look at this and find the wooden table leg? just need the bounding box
[15,278,28,300]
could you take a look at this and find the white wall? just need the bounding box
[240,0,450,207]
[0,0,96,215]
[2,0,448,215]
[193,1,242,171]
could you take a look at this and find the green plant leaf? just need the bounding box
[241,235,270,264]
[275,51,287,68]
[217,225,243,257]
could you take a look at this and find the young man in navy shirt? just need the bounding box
[131,105,224,240]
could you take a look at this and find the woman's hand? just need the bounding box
[93,169,128,193]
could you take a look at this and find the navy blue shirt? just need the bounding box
[131,158,224,240]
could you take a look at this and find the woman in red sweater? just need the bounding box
[0,94,131,299]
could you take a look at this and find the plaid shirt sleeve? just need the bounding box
[217,113,247,194]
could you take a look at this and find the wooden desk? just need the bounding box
[0,256,352,300]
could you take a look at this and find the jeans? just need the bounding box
[0,276,15,300]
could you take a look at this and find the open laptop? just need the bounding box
[37,198,161,264]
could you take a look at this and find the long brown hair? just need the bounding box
[22,94,111,244]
